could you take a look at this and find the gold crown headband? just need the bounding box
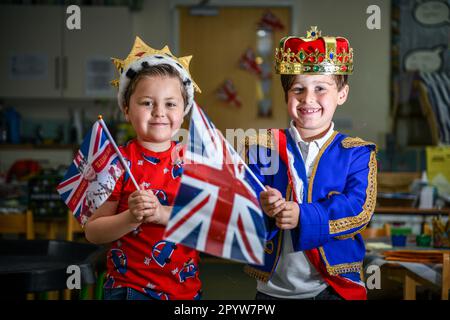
[111,37,201,114]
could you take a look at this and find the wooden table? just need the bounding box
[382,252,449,300]
[365,238,450,300]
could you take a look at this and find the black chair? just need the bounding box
[0,239,104,299]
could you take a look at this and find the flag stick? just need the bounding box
[97,115,140,191]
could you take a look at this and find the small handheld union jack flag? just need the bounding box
[57,116,139,226]
[164,103,267,265]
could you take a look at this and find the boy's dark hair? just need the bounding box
[123,64,187,110]
[280,74,348,102]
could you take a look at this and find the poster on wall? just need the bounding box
[85,57,115,97]
[8,53,48,80]
[396,0,449,74]
[413,0,449,27]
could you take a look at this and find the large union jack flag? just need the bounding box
[164,103,266,265]
[57,120,124,226]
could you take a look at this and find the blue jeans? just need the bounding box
[103,287,156,300]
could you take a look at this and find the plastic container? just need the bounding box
[5,107,21,144]
[416,234,432,247]
[391,227,412,247]
[391,234,407,247]
[0,103,7,143]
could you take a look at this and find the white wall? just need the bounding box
[131,0,173,50]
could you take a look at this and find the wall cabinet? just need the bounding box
[0,5,132,99]
[0,6,63,98]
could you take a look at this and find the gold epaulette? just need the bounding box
[341,137,377,152]
[244,129,275,150]
[238,129,275,163]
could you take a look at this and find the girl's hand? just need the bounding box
[275,201,300,229]
[259,186,286,217]
[142,193,171,226]
[128,190,157,223]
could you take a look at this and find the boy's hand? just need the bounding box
[275,201,300,230]
[128,190,157,223]
[260,186,286,217]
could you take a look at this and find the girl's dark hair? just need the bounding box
[280,74,348,102]
[123,64,187,109]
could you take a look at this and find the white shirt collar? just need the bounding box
[289,120,335,149]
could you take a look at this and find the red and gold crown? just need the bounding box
[275,26,354,75]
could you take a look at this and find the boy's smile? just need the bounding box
[298,107,322,115]
[287,74,349,139]
[125,75,184,152]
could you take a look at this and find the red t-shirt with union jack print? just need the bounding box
[105,139,201,300]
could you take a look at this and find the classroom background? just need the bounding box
[0,0,449,300]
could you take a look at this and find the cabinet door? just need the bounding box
[0,6,63,98]
[63,6,132,99]
[179,7,290,131]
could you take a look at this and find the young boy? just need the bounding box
[244,26,377,300]
[84,37,202,300]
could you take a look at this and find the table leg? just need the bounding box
[404,273,417,300]
[47,290,59,300]
[442,253,449,300]
[47,223,57,240]
[64,289,72,300]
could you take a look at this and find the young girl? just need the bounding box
[84,37,202,300]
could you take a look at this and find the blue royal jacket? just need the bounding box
[243,128,377,300]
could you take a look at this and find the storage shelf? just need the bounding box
[375,206,450,215]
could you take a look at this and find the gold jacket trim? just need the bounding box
[264,241,274,255]
[244,265,270,282]
[341,137,378,152]
[328,151,377,234]
[334,224,368,240]
[327,191,341,198]
[319,247,363,275]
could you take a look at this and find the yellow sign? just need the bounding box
[426,146,450,195]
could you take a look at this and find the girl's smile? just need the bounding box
[124,75,185,152]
